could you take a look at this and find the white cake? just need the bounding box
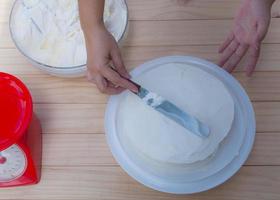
[10,0,127,68]
[117,62,235,164]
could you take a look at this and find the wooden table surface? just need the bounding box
[1,0,280,199]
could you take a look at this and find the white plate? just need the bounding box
[105,56,255,194]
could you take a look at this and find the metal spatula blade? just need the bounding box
[130,81,210,138]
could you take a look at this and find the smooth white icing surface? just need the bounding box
[10,0,127,68]
[117,63,235,164]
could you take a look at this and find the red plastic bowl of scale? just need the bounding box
[0,72,42,187]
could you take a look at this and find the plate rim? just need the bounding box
[105,55,256,194]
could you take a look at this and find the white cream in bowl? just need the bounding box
[9,0,128,73]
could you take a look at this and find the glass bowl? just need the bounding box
[9,0,129,77]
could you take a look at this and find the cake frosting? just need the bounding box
[10,0,127,68]
[142,91,165,108]
[117,63,235,164]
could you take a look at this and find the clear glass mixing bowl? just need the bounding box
[9,0,129,77]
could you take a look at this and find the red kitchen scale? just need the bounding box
[0,72,42,187]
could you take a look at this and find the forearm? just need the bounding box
[266,0,276,6]
[246,0,276,7]
[78,0,105,39]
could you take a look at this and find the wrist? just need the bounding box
[247,0,275,7]
[82,22,106,40]
[267,0,276,6]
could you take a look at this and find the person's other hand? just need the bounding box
[218,0,273,76]
[85,25,138,94]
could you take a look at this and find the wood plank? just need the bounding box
[42,134,116,166]
[34,104,106,134]
[127,0,280,20]
[0,166,279,200]
[246,132,280,166]
[1,72,279,104]
[0,0,279,199]
[1,0,280,21]
[2,44,280,76]
[14,74,108,104]
[234,72,280,102]
[124,19,280,46]
[41,132,280,166]
[34,102,280,134]
[2,19,280,48]
[0,49,44,74]
[254,102,280,133]
[123,44,280,72]
[127,0,241,20]
[0,0,13,23]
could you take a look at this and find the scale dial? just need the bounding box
[0,145,27,182]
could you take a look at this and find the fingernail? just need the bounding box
[132,87,138,93]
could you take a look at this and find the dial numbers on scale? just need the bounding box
[0,145,27,182]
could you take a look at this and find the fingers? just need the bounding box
[218,39,239,67]
[245,23,264,75]
[218,19,266,76]
[219,40,260,76]
[249,19,267,50]
[101,67,138,93]
[87,71,124,95]
[218,31,234,53]
[249,22,266,51]
[104,83,125,94]
[256,21,269,42]
[94,74,108,93]
[111,48,131,79]
[251,32,261,51]
[246,46,260,76]
[223,44,248,73]
[86,47,137,94]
